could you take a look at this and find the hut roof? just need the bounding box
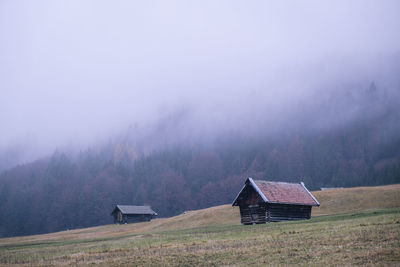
[111,205,157,215]
[232,178,320,206]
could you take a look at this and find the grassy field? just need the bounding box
[1,184,400,266]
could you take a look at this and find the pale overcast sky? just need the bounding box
[1,0,400,161]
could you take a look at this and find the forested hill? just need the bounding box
[0,84,399,238]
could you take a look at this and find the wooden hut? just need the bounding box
[111,205,157,224]
[232,178,319,224]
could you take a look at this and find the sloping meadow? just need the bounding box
[1,184,400,266]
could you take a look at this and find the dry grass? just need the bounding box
[312,183,400,216]
[0,184,400,266]
[1,209,399,266]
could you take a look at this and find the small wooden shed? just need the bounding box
[232,178,320,224]
[111,205,157,224]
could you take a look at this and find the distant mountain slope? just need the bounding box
[0,83,399,238]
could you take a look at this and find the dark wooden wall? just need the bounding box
[113,212,154,224]
[266,204,311,222]
[239,204,267,224]
[239,203,312,224]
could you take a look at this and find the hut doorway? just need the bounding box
[250,206,259,223]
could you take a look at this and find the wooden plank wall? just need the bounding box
[266,204,311,222]
[239,205,267,224]
[114,214,153,224]
[239,204,312,224]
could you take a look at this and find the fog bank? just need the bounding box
[1,0,399,169]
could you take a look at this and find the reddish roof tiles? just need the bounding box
[253,180,319,206]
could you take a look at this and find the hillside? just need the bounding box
[1,184,399,246]
[1,184,399,266]
[1,184,400,266]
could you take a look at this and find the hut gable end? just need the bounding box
[236,183,264,206]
